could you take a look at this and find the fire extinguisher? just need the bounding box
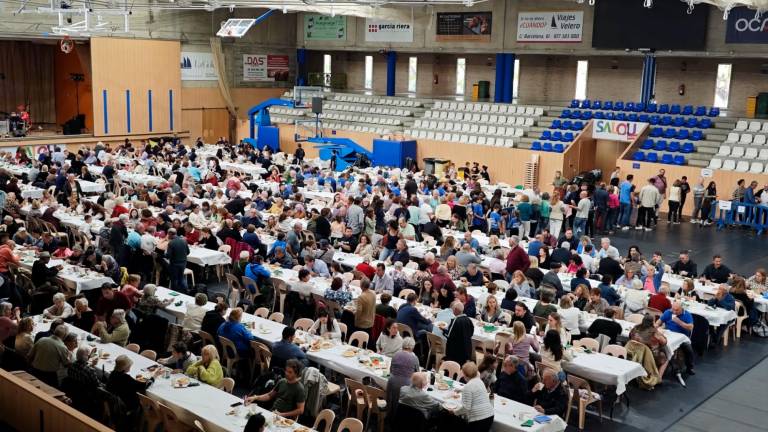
[433,74,439,85]
[678,84,685,96]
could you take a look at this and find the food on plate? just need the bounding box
[274,417,295,427]
[435,321,448,330]
[442,400,459,410]
[294,427,310,432]
[173,377,190,388]
[100,352,110,359]
[436,382,449,391]
[341,349,357,358]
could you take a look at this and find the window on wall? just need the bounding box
[714,64,732,109]
[364,55,373,90]
[456,58,466,95]
[323,54,332,75]
[575,60,589,100]
[408,57,418,94]
[512,59,520,100]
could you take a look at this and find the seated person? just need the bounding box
[398,372,441,419]
[159,342,198,371]
[217,307,255,357]
[271,327,308,369]
[246,359,306,419]
[648,285,672,312]
[531,369,569,417]
[185,345,224,388]
[375,293,397,319]
[586,308,623,344]
[494,355,530,404]
[92,309,130,347]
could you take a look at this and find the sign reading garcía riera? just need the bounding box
[592,119,647,142]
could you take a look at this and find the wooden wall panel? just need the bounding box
[91,37,181,136]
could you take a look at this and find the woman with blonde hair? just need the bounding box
[15,317,35,358]
[445,255,465,280]
[440,236,457,260]
[480,295,506,325]
[558,296,584,339]
[746,268,768,294]
[510,270,532,298]
[544,312,571,344]
[353,234,373,261]
[186,344,224,388]
[548,192,567,239]
[505,321,540,366]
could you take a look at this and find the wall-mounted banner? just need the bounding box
[517,11,583,43]
[436,12,492,42]
[180,52,218,81]
[365,19,414,42]
[243,54,290,82]
[725,7,768,43]
[593,119,647,141]
[304,14,346,40]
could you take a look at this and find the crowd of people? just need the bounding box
[0,137,765,432]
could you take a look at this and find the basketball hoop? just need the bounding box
[60,37,74,54]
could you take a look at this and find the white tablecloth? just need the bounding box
[20,185,44,199]
[77,179,106,193]
[18,252,114,294]
[187,247,232,267]
[563,351,647,395]
[220,161,266,176]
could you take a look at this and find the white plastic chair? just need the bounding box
[750,162,764,173]
[735,120,748,131]
[708,158,723,169]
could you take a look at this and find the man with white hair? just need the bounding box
[505,235,530,278]
[29,324,71,386]
[398,372,441,418]
[597,238,619,260]
[444,301,474,365]
[93,308,130,347]
[532,368,569,416]
[67,346,103,402]
[43,293,74,319]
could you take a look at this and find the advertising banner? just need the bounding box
[243,54,290,82]
[436,12,492,42]
[180,52,217,81]
[593,119,646,142]
[517,11,583,43]
[365,19,414,42]
[304,14,346,40]
[725,7,768,43]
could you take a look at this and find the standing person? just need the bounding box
[700,181,717,226]
[678,176,690,222]
[606,186,620,234]
[293,143,305,164]
[165,228,190,293]
[609,167,621,187]
[652,168,668,224]
[668,180,682,224]
[618,175,635,230]
[571,191,591,238]
[449,362,494,432]
[691,178,705,223]
[548,193,566,239]
[593,183,609,234]
[637,178,660,231]
[552,171,568,198]
[354,278,376,339]
[443,301,474,366]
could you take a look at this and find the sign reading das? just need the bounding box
[593,119,646,142]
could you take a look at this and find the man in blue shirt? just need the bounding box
[707,284,736,347]
[527,234,543,257]
[271,327,308,369]
[244,256,271,294]
[396,293,434,339]
[618,175,635,230]
[657,302,696,377]
[598,275,621,306]
[304,255,329,278]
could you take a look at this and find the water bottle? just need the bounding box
[429,368,436,386]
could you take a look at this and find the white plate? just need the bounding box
[442,400,460,411]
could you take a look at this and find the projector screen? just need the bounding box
[592,0,709,50]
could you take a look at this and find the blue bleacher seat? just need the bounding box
[552,119,563,129]
[646,103,657,113]
[570,111,581,119]
[626,102,635,111]
[654,140,667,151]
[641,139,654,150]
[660,116,672,126]
[604,101,614,110]
[658,104,670,114]
[581,99,591,108]
[682,105,693,116]
[593,101,602,109]
[563,132,575,142]
[638,114,649,123]
[650,127,662,137]
[668,141,681,152]
[573,121,584,130]
[635,102,645,112]
[554,143,565,153]
[708,107,720,117]
[681,142,695,153]
[594,111,605,119]
[562,120,572,130]
[670,105,681,115]
[691,130,703,141]
[605,112,615,120]
[628,113,639,122]
[695,106,707,116]
[633,151,645,161]
[664,128,677,139]
[542,142,553,152]
[531,141,542,150]
[560,109,571,118]
[570,99,580,108]
[673,155,686,165]
[581,111,593,120]
[661,154,674,164]
[698,118,712,129]
[673,117,685,127]
[616,113,627,121]
[540,130,552,140]
[649,115,660,125]
[646,152,659,163]
[614,101,624,111]
[552,131,563,141]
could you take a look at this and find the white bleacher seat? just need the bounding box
[735,161,750,172]
[755,135,767,146]
[434,101,443,109]
[759,149,768,160]
[460,134,469,142]
[506,128,516,137]
[487,137,496,146]
[750,162,764,173]
[534,107,544,116]
[514,117,525,126]
[487,126,497,135]
[480,114,489,123]
[708,158,723,169]
[477,136,487,145]
[426,131,436,139]
[473,103,482,112]
[732,146,746,157]
[439,111,448,119]
[454,102,462,110]
[468,135,478,144]
[435,132,444,140]
[524,107,535,116]
[505,138,515,148]
[446,112,455,120]
[472,113,481,122]
[451,133,460,142]
[437,121,446,130]
[722,159,737,170]
[481,104,490,112]
[748,121,761,132]
[718,145,731,156]
[745,148,759,159]
[429,121,437,129]
[461,124,470,132]
[735,120,749,131]
[497,127,506,135]
[762,123,768,133]
[470,124,479,133]
[726,132,739,143]
[514,128,525,137]
[489,115,498,123]
[739,134,753,145]
[490,105,499,113]
[524,118,535,127]
[479,125,488,134]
